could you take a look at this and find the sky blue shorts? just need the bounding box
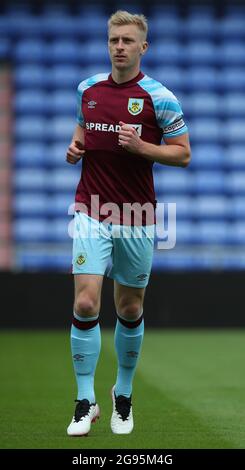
[72,212,155,288]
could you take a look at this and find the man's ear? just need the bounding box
[140,41,148,56]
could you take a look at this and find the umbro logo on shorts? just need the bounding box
[136,273,148,281]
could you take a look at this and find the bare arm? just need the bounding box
[138,133,191,167]
[66,124,86,165]
[118,121,191,168]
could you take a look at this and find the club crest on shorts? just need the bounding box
[75,252,87,267]
[128,98,144,115]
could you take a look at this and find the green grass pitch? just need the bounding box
[0,329,245,449]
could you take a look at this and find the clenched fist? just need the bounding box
[66,140,85,165]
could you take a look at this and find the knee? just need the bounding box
[74,294,99,318]
[118,301,142,321]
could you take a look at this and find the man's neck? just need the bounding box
[111,66,141,84]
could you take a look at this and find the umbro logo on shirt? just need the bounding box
[88,100,97,109]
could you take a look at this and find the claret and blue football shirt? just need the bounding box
[75,70,188,225]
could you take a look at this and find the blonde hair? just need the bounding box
[108,10,148,41]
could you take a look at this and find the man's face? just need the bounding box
[108,24,148,70]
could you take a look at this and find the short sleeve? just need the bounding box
[138,76,188,138]
[157,90,188,138]
[77,81,85,126]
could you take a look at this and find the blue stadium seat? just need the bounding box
[156,195,193,218]
[8,4,245,272]
[184,67,219,91]
[82,41,110,65]
[183,15,216,39]
[16,251,71,271]
[192,196,231,219]
[47,194,75,216]
[47,40,81,64]
[190,144,225,169]
[221,68,245,91]
[224,5,245,14]
[185,92,221,117]
[219,16,245,39]
[14,219,48,242]
[15,65,48,88]
[14,143,47,166]
[5,3,32,14]
[15,90,47,114]
[232,197,245,219]
[226,172,245,194]
[47,117,75,140]
[50,254,71,271]
[49,65,81,89]
[188,5,215,15]
[80,66,110,80]
[14,39,47,63]
[193,171,225,194]
[0,16,12,36]
[144,41,182,66]
[80,16,108,38]
[15,117,47,140]
[7,14,44,37]
[14,90,76,116]
[47,169,80,191]
[225,120,245,143]
[41,15,82,38]
[184,41,217,65]
[78,4,106,15]
[14,194,49,216]
[148,15,181,39]
[223,93,245,117]
[51,90,77,114]
[49,218,71,241]
[219,42,245,65]
[189,118,222,143]
[41,3,70,15]
[46,142,69,166]
[150,66,184,91]
[227,222,245,245]
[194,222,229,244]
[147,4,179,15]
[175,221,196,244]
[153,253,198,271]
[0,37,11,60]
[224,145,245,169]
[154,169,190,194]
[14,169,48,190]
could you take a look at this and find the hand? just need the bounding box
[66,140,85,165]
[118,121,144,154]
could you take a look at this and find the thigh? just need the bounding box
[74,274,104,304]
[108,225,155,288]
[114,281,145,314]
[72,212,113,275]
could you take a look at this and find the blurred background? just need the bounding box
[1,0,245,327]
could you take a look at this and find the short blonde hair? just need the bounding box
[108,10,148,41]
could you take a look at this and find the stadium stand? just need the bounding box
[0,1,244,271]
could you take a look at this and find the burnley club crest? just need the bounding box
[128,98,144,115]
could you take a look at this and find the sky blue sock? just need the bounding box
[71,312,101,403]
[114,314,144,398]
